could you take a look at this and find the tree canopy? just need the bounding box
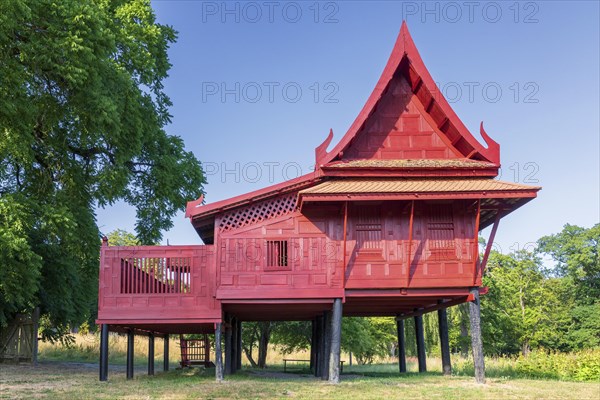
[0,0,205,338]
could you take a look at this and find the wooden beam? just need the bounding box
[405,200,415,288]
[396,296,469,320]
[472,199,481,285]
[479,212,501,277]
[342,201,348,289]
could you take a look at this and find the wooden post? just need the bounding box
[148,334,155,376]
[99,324,109,381]
[405,200,415,287]
[480,212,501,275]
[438,306,452,376]
[396,318,406,373]
[236,319,242,371]
[414,315,426,373]
[126,330,134,380]
[230,317,237,374]
[215,323,224,382]
[32,307,39,366]
[314,316,323,377]
[328,298,343,384]
[224,314,232,375]
[321,311,331,380]
[472,200,481,285]
[163,335,169,372]
[469,288,485,383]
[310,318,317,371]
[342,202,348,287]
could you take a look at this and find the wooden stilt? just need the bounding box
[469,288,485,383]
[414,315,427,373]
[230,317,237,374]
[225,314,232,375]
[163,335,169,372]
[438,306,451,376]
[321,311,331,380]
[328,298,343,384]
[148,334,155,376]
[215,323,224,382]
[314,316,323,377]
[310,318,317,372]
[396,318,406,373]
[126,330,134,380]
[236,319,242,371]
[99,324,109,381]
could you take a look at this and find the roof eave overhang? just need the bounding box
[320,167,499,178]
[187,172,320,222]
[299,190,539,211]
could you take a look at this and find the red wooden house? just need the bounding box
[97,22,540,383]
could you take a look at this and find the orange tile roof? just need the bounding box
[299,179,540,195]
[325,159,497,169]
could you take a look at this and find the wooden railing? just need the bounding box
[97,245,219,323]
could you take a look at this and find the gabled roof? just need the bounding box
[316,21,500,167]
[187,22,513,241]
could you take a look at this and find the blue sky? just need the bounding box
[97,1,599,254]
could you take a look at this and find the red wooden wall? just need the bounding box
[98,245,220,324]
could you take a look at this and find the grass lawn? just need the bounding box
[1,361,599,400]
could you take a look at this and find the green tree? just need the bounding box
[538,224,600,304]
[0,0,205,339]
[106,229,141,247]
[271,321,312,355]
[341,317,395,364]
[538,224,600,349]
[481,251,566,355]
[242,322,274,368]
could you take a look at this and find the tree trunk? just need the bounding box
[257,322,271,369]
[521,341,530,357]
[243,347,258,368]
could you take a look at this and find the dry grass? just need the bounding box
[2,361,599,400]
[1,335,595,399]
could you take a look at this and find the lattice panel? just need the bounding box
[218,193,297,233]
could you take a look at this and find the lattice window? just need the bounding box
[120,257,192,294]
[218,193,297,233]
[266,240,288,268]
[355,205,383,251]
[427,204,456,260]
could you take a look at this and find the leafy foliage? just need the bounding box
[0,0,205,337]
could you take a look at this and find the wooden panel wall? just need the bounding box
[216,199,479,296]
[98,245,220,322]
[343,76,460,160]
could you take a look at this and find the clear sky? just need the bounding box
[97,0,599,254]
